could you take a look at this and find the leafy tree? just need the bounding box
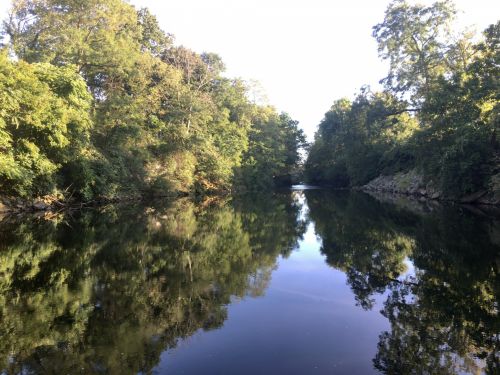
[137,7,173,57]
[306,0,499,199]
[1,0,307,200]
[4,0,142,96]
[0,51,94,197]
[373,0,457,104]
[305,90,417,187]
[238,108,307,190]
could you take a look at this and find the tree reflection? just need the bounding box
[306,190,415,310]
[0,194,305,374]
[306,190,499,374]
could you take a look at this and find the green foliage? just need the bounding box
[238,108,307,190]
[306,0,499,198]
[305,91,417,187]
[0,0,306,200]
[413,20,499,195]
[373,0,457,104]
[0,51,93,197]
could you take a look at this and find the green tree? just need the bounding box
[373,0,457,104]
[305,90,417,187]
[238,108,307,190]
[0,51,93,197]
[0,0,309,200]
[306,1,499,200]
[4,0,142,96]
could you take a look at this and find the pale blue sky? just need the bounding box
[1,0,498,139]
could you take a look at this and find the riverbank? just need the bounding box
[0,193,179,215]
[360,169,500,206]
[3,172,499,220]
[0,189,237,218]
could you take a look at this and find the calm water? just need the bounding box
[0,190,498,374]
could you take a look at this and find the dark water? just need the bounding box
[0,190,498,374]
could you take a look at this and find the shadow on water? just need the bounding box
[0,190,498,374]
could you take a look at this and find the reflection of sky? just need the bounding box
[402,257,416,278]
[280,223,323,264]
[155,206,390,375]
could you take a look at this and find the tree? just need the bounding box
[0,0,308,200]
[0,51,93,197]
[305,90,417,187]
[237,108,307,190]
[4,0,142,97]
[137,7,173,57]
[373,0,456,104]
[307,1,499,199]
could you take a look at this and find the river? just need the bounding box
[0,189,498,374]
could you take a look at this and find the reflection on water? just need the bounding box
[306,190,500,374]
[0,194,305,374]
[0,191,498,374]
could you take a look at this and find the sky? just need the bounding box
[1,0,499,140]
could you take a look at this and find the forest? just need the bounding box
[305,0,499,201]
[0,0,306,203]
[1,0,498,205]
[0,1,498,373]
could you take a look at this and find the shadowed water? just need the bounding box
[0,190,498,374]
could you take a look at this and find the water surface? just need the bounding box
[0,190,498,374]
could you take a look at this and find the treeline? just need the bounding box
[306,0,499,198]
[0,0,306,201]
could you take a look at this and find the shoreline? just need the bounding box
[2,183,499,219]
[358,186,499,207]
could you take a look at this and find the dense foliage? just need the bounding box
[0,0,306,200]
[305,0,499,198]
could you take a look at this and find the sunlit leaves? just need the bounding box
[0,51,93,196]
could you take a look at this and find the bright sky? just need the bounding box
[1,0,498,139]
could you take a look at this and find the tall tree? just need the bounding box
[373,0,456,104]
[4,0,142,97]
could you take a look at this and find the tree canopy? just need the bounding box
[0,0,306,201]
[306,0,499,199]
